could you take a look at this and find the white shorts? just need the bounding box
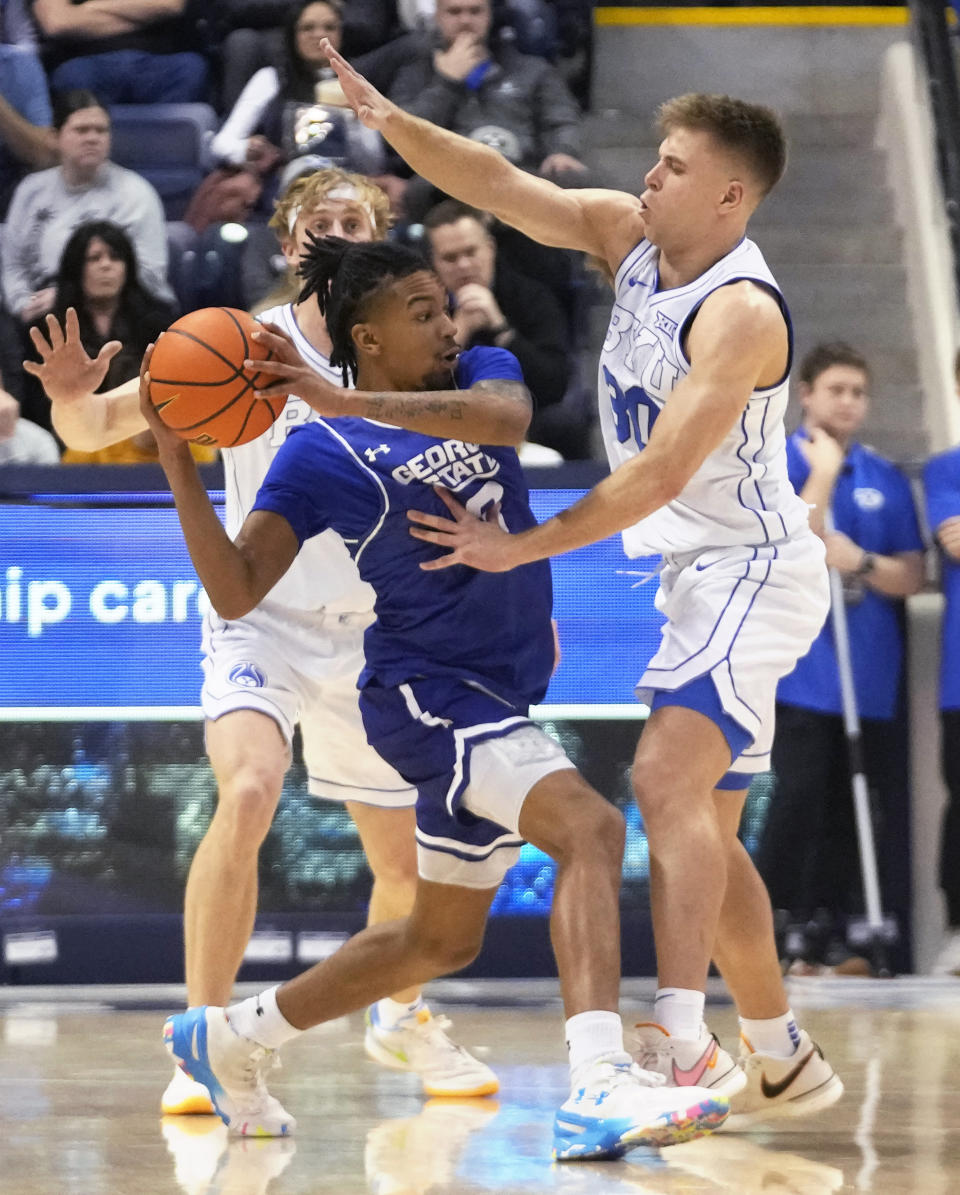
[360,676,576,888]
[201,604,415,807]
[637,533,830,777]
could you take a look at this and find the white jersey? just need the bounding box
[598,236,810,557]
[220,303,375,615]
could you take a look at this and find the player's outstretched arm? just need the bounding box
[23,308,145,450]
[248,325,532,445]
[139,349,299,619]
[409,283,786,571]
[322,39,642,268]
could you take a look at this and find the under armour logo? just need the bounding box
[365,444,390,461]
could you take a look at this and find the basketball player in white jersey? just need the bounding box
[320,50,844,1125]
[24,168,504,1117]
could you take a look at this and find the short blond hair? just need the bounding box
[657,93,787,198]
[268,167,393,244]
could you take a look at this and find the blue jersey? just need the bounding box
[253,346,555,708]
[924,445,960,710]
[778,430,924,719]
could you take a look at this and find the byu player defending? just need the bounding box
[321,48,844,1124]
[23,168,498,1115]
[159,236,729,1158]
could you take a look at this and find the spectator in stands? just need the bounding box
[381,0,588,220]
[30,0,208,105]
[923,350,960,976]
[23,218,176,437]
[0,366,60,462]
[0,0,58,214]
[756,342,924,968]
[210,1,383,199]
[1,89,174,327]
[423,198,568,411]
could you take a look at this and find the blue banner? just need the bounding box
[0,491,664,714]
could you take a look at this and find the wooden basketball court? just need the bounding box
[2,977,957,1194]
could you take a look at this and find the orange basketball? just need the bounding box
[148,307,287,448]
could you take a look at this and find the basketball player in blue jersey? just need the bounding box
[23,168,500,1118]
[320,48,844,1125]
[158,236,729,1159]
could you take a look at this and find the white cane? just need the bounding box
[823,510,888,958]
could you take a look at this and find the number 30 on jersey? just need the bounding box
[603,366,662,449]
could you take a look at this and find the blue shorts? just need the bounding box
[651,673,755,790]
[360,676,574,888]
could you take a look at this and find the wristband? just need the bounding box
[854,551,877,577]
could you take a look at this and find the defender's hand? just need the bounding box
[23,308,121,404]
[321,39,398,131]
[408,486,525,572]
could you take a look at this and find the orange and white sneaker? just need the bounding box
[364,1004,499,1098]
[162,1065,216,1116]
[631,1023,747,1098]
[727,1030,843,1129]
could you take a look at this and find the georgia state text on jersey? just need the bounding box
[598,237,811,557]
[217,302,375,616]
[252,346,555,708]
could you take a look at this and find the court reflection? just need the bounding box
[162,1116,296,1195]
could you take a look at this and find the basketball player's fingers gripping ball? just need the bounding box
[147,307,288,448]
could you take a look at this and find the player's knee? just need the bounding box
[213,769,282,844]
[631,756,677,825]
[553,797,625,868]
[405,924,483,974]
[368,846,418,895]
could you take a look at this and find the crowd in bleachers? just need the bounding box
[0,0,597,461]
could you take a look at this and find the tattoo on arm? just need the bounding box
[471,379,532,410]
[362,393,468,422]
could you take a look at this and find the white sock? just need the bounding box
[739,1010,801,1058]
[376,994,425,1028]
[653,987,705,1040]
[225,985,300,1049]
[565,1009,627,1079]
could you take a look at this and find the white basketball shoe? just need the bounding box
[364,1003,499,1097]
[554,1054,729,1161]
[631,1022,747,1097]
[727,1030,843,1129]
[164,1007,296,1137]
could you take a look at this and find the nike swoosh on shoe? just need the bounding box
[672,1039,718,1086]
[760,1049,815,1099]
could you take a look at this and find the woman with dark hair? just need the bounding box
[1,90,173,325]
[34,221,206,461]
[50,220,174,394]
[211,1,383,183]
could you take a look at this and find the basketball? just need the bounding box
[147,307,287,448]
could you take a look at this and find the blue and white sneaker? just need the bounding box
[553,1055,729,1161]
[163,1006,296,1138]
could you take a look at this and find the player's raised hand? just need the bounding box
[23,307,121,404]
[138,340,190,461]
[320,38,396,130]
[408,487,524,572]
[247,324,346,416]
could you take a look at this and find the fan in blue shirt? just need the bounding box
[151,235,725,1157]
[923,407,960,971]
[757,343,923,967]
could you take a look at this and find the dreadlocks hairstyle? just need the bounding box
[297,235,432,385]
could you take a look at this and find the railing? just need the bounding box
[911,0,960,297]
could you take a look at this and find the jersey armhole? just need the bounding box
[676,277,793,390]
[613,239,655,293]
